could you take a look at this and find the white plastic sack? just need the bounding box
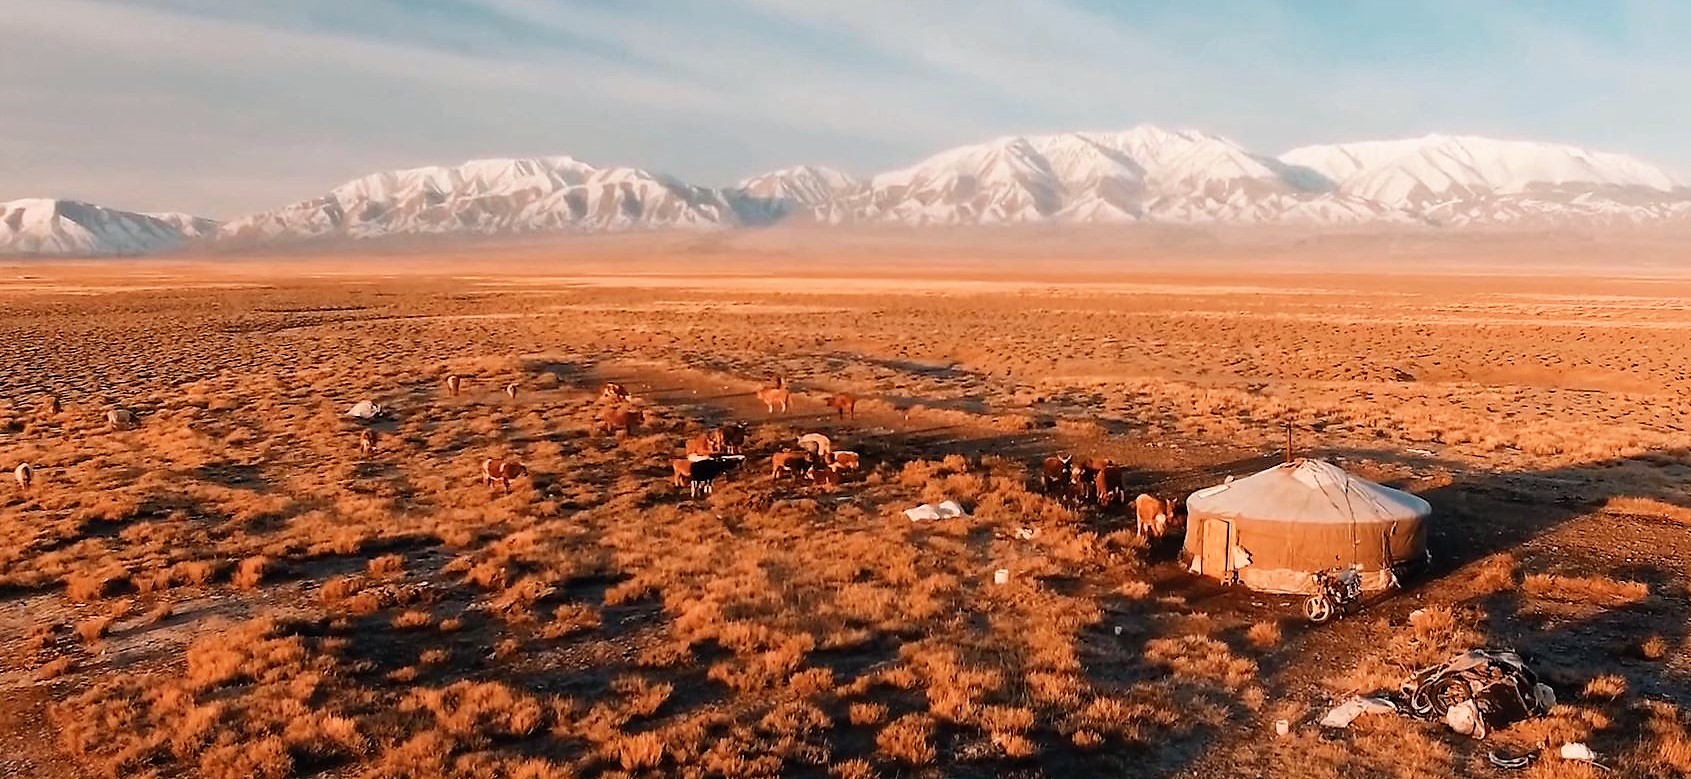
[347,400,385,419]
[1318,696,1398,728]
[905,500,969,522]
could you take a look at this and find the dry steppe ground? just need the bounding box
[1,232,1688,779]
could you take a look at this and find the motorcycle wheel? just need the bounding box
[1304,594,1334,623]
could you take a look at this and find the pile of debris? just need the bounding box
[1321,649,1555,740]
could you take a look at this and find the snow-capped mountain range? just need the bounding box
[5,126,1689,255]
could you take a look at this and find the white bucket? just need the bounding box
[992,569,1009,586]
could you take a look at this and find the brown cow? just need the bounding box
[359,429,377,457]
[444,374,462,397]
[825,393,857,419]
[828,451,861,472]
[482,458,529,494]
[1135,494,1174,538]
[599,382,630,403]
[685,434,718,458]
[1040,455,1073,494]
[600,407,644,436]
[770,450,816,480]
[709,423,747,455]
[13,463,33,490]
[810,465,842,488]
[756,386,791,414]
[1094,465,1125,507]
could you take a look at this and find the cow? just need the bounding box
[1094,465,1125,507]
[797,433,832,459]
[828,451,861,472]
[1040,455,1073,494]
[482,458,529,494]
[709,423,747,455]
[825,393,857,419]
[599,407,644,436]
[599,382,631,403]
[810,465,842,488]
[444,375,462,397]
[359,429,377,457]
[13,463,33,489]
[685,434,718,458]
[505,383,519,400]
[672,456,744,497]
[43,395,61,415]
[1135,494,1175,538]
[756,386,790,414]
[107,409,136,430]
[771,450,816,481]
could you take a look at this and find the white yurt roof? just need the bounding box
[1187,459,1430,524]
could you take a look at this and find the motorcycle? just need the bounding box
[1304,565,1364,624]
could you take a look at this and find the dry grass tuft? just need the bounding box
[1582,674,1627,701]
[1246,620,1283,649]
[876,714,936,765]
[1522,573,1649,605]
[1637,634,1670,661]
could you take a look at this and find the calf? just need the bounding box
[599,382,630,403]
[709,423,747,455]
[828,451,861,472]
[825,393,857,419]
[43,395,61,415]
[810,465,842,488]
[599,407,644,436]
[482,458,529,494]
[797,433,832,459]
[1135,494,1174,538]
[685,434,718,458]
[1040,455,1073,494]
[770,450,816,481]
[13,463,33,489]
[107,409,136,430]
[445,374,462,397]
[673,456,744,497]
[359,429,377,457]
[756,386,790,414]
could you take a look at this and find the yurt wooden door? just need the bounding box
[1201,518,1233,574]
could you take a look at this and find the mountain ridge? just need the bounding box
[6,126,1689,255]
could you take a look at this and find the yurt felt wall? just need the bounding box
[1182,459,1431,595]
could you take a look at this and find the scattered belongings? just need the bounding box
[1318,696,1398,728]
[347,400,387,420]
[1274,719,1291,737]
[1318,649,1553,740]
[904,500,969,522]
[1558,742,1604,769]
[1487,751,1533,770]
[992,568,1009,585]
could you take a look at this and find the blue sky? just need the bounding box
[3,0,1687,218]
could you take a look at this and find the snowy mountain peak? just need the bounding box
[0,199,216,256]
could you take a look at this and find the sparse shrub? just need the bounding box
[233,556,271,590]
[1582,674,1627,700]
[35,657,76,681]
[1246,620,1282,649]
[615,731,664,771]
[367,554,405,578]
[1638,634,1669,661]
[75,616,115,644]
[876,714,935,765]
[849,702,888,726]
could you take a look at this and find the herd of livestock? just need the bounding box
[12,374,1183,537]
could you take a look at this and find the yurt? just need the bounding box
[1182,459,1431,594]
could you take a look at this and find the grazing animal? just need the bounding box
[1094,465,1125,507]
[709,423,747,455]
[810,465,842,487]
[599,407,644,436]
[770,450,816,480]
[505,383,519,400]
[13,463,33,489]
[1034,456,1075,493]
[766,375,786,389]
[482,458,529,493]
[359,429,377,457]
[43,395,61,415]
[671,456,743,497]
[1135,494,1174,538]
[685,434,719,458]
[797,433,833,459]
[828,451,861,472]
[600,382,631,402]
[756,386,791,414]
[444,375,462,397]
[107,409,136,430]
[825,393,857,419]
